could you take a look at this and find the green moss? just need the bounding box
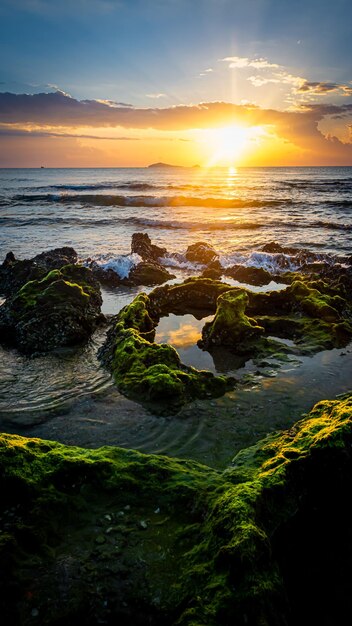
[201,290,264,351]
[2,394,352,623]
[0,264,103,353]
[13,266,95,312]
[100,292,233,411]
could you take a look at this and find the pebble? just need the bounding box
[139,520,148,529]
[31,608,39,618]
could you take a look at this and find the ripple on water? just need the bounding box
[0,328,113,424]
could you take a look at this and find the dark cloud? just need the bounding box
[0,126,139,140]
[297,81,352,96]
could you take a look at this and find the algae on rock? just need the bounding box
[0,264,104,353]
[2,394,352,624]
[99,292,232,411]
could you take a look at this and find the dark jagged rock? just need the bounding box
[0,246,78,297]
[131,232,167,262]
[89,234,174,288]
[224,264,273,286]
[2,395,352,624]
[0,265,103,354]
[201,267,223,280]
[148,277,230,318]
[128,262,175,286]
[185,241,218,265]
[89,261,123,286]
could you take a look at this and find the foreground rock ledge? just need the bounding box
[1,394,352,625]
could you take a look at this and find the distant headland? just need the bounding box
[147,162,200,169]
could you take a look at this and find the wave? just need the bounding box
[282,179,352,190]
[2,214,352,233]
[12,192,294,209]
[29,181,245,193]
[93,253,142,279]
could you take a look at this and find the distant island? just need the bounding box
[147,162,200,169]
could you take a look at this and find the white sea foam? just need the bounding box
[99,253,142,279]
[160,253,204,271]
[219,252,300,272]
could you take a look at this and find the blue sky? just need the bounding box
[0,0,352,166]
[1,0,352,106]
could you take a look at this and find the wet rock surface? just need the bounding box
[90,233,175,287]
[131,232,167,262]
[0,247,78,297]
[185,241,218,265]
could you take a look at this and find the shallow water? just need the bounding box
[3,342,351,469]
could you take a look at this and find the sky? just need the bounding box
[0,0,352,167]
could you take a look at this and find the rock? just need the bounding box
[128,262,175,286]
[0,265,103,354]
[89,261,123,287]
[185,241,218,265]
[0,246,78,297]
[148,277,231,318]
[200,290,264,351]
[201,267,223,280]
[131,233,167,263]
[98,290,233,411]
[224,265,273,286]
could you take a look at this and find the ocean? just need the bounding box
[1,165,352,468]
[1,166,352,263]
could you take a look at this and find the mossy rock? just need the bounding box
[0,264,103,353]
[99,292,232,412]
[2,394,352,623]
[100,275,352,410]
[201,290,265,351]
[0,247,78,297]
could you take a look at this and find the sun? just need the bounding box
[203,125,263,167]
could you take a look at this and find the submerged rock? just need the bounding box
[0,265,103,353]
[2,394,352,624]
[0,246,78,297]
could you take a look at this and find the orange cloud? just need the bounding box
[0,91,352,165]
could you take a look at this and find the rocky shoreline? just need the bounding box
[1,234,352,623]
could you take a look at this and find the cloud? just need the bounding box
[0,91,351,162]
[221,56,279,69]
[146,93,167,99]
[0,126,139,140]
[297,81,352,97]
[96,99,134,107]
